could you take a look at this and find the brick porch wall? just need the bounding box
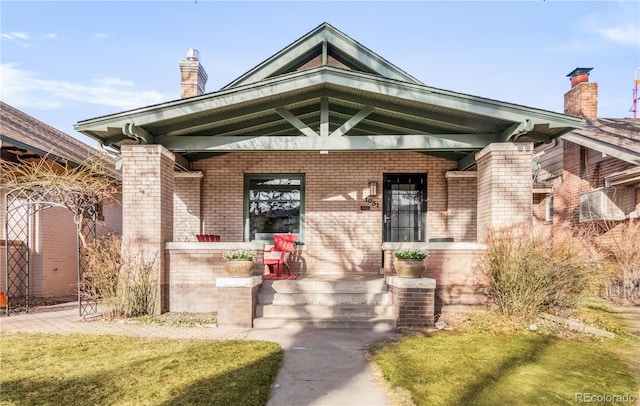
[166,243,264,312]
[192,151,458,274]
[423,245,487,315]
[476,143,533,241]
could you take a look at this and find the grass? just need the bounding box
[370,308,640,406]
[131,315,218,327]
[0,333,283,406]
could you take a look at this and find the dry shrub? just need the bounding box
[87,234,158,318]
[480,225,596,319]
[593,219,640,305]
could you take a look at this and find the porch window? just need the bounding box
[244,174,304,242]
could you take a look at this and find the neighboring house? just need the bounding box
[74,23,583,323]
[533,68,640,226]
[1,101,122,302]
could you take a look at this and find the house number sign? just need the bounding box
[363,197,379,208]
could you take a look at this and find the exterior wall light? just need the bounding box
[369,181,378,196]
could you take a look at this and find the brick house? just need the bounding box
[1,102,122,304]
[74,23,583,327]
[533,68,640,226]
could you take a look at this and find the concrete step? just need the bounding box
[254,276,396,330]
[261,278,388,294]
[259,292,391,305]
[252,316,397,331]
[256,303,396,318]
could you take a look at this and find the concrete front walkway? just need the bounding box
[0,304,400,406]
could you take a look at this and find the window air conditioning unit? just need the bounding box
[579,187,636,222]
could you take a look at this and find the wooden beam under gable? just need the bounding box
[320,97,329,137]
[275,107,318,137]
[157,133,491,152]
[331,106,375,137]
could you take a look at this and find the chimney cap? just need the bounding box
[566,67,593,78]
[186,48,199,61]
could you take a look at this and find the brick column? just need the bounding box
[387,277,436,327]
[476,143,533,241]
[121,144,175,313]
[216,276,262,327]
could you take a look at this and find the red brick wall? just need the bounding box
[554,140,636,225]
[192,151,458,274]
[564,82,598,120]
[389,285,435,327]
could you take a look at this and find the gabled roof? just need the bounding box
[1,101,119,179]
[74,23,584,170]
[223,22,423,89]
[562,118,640,166]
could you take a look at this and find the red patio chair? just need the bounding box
[264,233,297,276]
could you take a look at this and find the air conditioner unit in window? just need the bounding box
[579,187,636,222]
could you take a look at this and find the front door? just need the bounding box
[383,173,427,242]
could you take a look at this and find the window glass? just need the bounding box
[245,175,304,242]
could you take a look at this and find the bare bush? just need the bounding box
[591,220,640,305]
[87,234,158,318]
[479,225,596,319]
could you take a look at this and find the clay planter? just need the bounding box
[224,260,255,277]
[395,259,426,278]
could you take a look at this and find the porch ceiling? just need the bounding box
[74,66,583,170]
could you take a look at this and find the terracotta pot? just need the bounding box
[224,260,255,277]
[395,259,425,278]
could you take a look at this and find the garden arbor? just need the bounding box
[4,187,98,316]
[2,159,117,316]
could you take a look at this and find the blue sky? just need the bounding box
[1,1,639,147]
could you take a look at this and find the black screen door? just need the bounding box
[383,174,427,242]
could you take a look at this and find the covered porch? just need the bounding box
[74,23,582,323]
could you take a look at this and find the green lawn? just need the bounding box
[0,334,283,406]
[371,310,640,406]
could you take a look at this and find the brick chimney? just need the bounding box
[179,48,208,98]
[564,67,597,119]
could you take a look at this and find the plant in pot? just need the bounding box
[394,249,429,278]
[223,250,255,277]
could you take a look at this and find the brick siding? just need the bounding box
[173,173,202,241]
[192,151,458,274]
[476,143,533,241]
[389,285,435,327]
[121,145,175,313]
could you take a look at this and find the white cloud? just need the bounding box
[598,23,640,46]
[0,63,169,111]
[92,77,135,87]
[46,33,58,39]
[10,32,29,40]
[0,32,28,41]
[95,33,114,39]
